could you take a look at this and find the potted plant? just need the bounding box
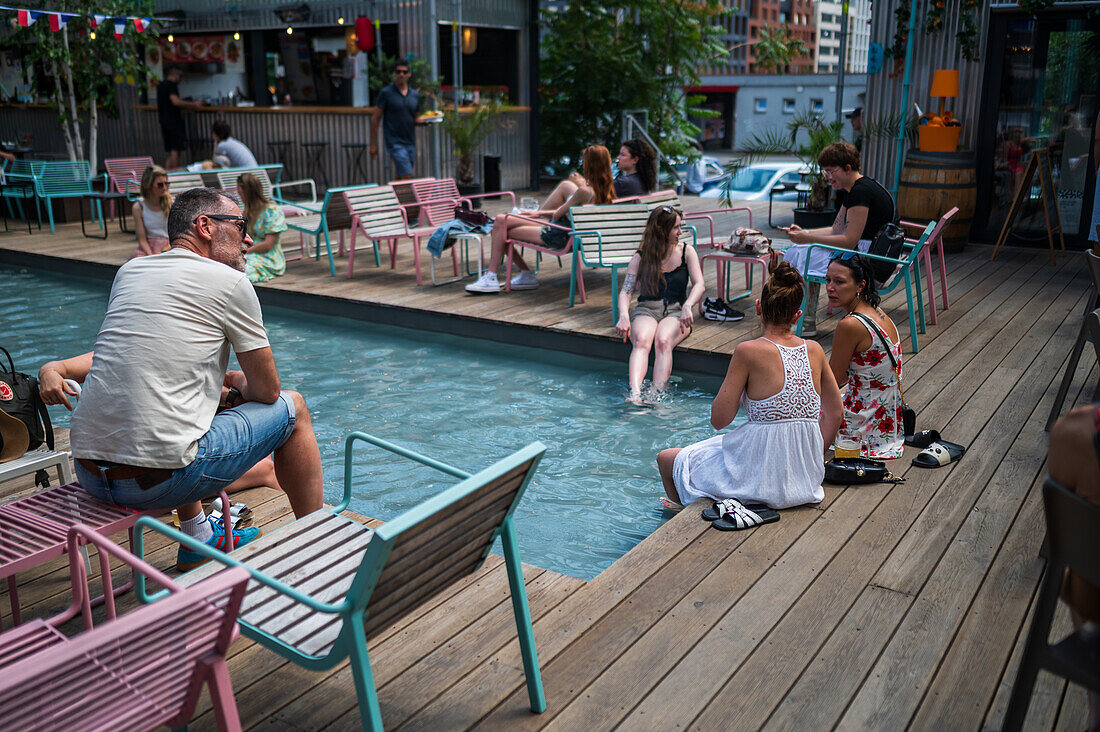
[440,100,513,194]
[725,109,845,228]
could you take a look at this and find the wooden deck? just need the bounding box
[0,207,1094,730]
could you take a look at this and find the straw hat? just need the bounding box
[0,407,29,463]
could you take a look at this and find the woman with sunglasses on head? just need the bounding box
[131,166,172,258]
[656,263,844,515]
[236,172,288,283]
[769,141,894,336]
[613,139,658,199]
[467,144,616,293]
[826,252,903,458]
[615,205,705,403]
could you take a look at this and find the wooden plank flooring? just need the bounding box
[0,210,1093,730]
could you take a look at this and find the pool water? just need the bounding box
[2,265,732,579]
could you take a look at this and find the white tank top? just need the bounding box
[139,200,169,239]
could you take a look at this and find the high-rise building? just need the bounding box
[746,0,817,74]
[814,0,872,74]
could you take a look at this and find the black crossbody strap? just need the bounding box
[848,312,897,371]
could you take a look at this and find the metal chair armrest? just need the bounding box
[342,431,471,511]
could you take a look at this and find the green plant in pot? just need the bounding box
[440,102,514,187]
[724,109,845,216]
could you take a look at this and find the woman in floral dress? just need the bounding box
[825,253,903,458]
[237,173,287,283]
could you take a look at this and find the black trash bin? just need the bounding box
[483,154,501,194]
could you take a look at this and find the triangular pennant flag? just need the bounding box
[113,18,126,40]
[133,17,150,33]
[91,14,107,28]
[17,9,41,27]
[48,13,70,32]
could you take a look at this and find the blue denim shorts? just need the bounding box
[75,392,296,510]
[386,140,416,177]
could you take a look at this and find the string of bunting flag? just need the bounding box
[0,5,170,38]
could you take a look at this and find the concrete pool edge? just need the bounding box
[1,248,732,378]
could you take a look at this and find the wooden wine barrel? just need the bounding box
[897,151,976,253]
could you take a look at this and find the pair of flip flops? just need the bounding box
[701,498,780,531]
[906,430,966,468]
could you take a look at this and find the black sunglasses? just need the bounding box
[195,213,248,236]
[661,204,683,216]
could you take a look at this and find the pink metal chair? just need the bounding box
[103,156,154,200]
[0,524,249,732]
[900,206,957,326]
[683,206,761,302]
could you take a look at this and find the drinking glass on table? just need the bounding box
[834,437,862,458]
[520,197,539,212]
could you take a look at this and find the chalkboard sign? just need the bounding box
[991,148,1066,264]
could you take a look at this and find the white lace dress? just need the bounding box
[672,338,825,509]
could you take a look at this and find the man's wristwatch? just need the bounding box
[225,387,243,408]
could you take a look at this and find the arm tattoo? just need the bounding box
[621,272,636,294]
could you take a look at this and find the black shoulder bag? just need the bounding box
[824,457,903,485]
[0,346,55,487]
[866,179,905,284]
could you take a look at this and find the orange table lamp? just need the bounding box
[920,69,961,152]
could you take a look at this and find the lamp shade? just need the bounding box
[461,26,477,54]
[930,69,959,98]
[355,16,375,52]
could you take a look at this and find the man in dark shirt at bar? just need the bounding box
[370,60,420,180]
[157,66,205,170]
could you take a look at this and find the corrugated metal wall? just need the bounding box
[862,0,992,188]
[0,106,532,191]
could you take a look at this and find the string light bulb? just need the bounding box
[233,32,240,40]
[90,31,96,39]
[167,34,174,42]
[338,17,345,24]
[286,26,293,35]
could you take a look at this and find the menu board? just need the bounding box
[161,35,228,63]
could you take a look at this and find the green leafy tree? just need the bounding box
[12,0,156,171]
[752,26,809,74]
[539,0,728,175]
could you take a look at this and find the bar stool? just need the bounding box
[342,142,370,184]
[267,140,294,179]
[302,141,330,189]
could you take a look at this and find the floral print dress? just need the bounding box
[837,314,904,458]
[245,203,288,283]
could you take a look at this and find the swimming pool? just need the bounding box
[3,264,730,579]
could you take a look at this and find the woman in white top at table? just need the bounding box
[131,165,172,258]
[769,141,894,336]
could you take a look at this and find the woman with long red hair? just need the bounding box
[466,144,615,293]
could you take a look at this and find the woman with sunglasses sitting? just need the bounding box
[614,205,705,403]
[826,253,903,458]
[236,172,288,283]
[770,141,894,336]
[466,144,616,293]
[656,263,844,514]
[131,166,172,258]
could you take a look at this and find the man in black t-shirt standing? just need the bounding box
[157,66,205,170]
[370,60,420,180]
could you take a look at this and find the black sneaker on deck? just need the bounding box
[703,300,745,322]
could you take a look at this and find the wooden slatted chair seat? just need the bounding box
[284,185,375,275]
[345,185,410,278]
[152,431,548,731]
[166,171,206,196]
[104,156,154,200]
[0,525,249,732]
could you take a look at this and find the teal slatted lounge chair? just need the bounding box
[32,160,104,234]
[136,432,548,730]
[285,184,376,275]
[795,220,936,353]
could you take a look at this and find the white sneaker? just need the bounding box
[465,271,501,293]
[509,270,539,290]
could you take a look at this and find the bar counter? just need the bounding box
[0,103,531,190]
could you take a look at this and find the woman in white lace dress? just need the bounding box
[657,263,844,510]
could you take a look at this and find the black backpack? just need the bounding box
[0,346,55,486]
[865,178,905,284]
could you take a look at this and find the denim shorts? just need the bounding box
[75,392,296,510]
[386,141,416,177]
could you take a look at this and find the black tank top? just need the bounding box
[639,246,689,304]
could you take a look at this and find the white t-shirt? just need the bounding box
[214,137,258,168]
[70,249,270,468]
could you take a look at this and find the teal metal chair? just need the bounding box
[795,220,936,353]
[136,432,547,730]
[1,158,43,229]
[32,160,104,234]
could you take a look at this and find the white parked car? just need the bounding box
[699,162,807,200]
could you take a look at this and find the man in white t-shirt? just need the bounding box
[69,187,322,570]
